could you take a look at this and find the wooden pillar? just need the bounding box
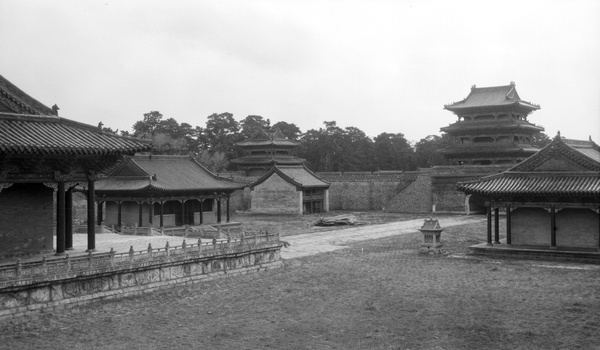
[181,200,186,226]
[226,194,230,223]
[506,205,512,245]
[159,201,164,228]
[486,204,492,245]
[87,180,96,252]
[65,187,73,250]
[217,198,222,223]
[97,201,103,225]
[199,199,204,224]
[56,181,66,255]
[138,202,144,227]
[494,207,500,244]
[149,200,154,227]
[117,201,122,229]
[550,206,556,248]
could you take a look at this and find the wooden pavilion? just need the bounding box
[457,133,600,262]
[0,74,151,259]
[95,155,245,230]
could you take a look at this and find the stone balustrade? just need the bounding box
[0,231,283,319]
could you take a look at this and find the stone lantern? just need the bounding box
[419,218,444,254]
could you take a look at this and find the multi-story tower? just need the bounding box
[230,128,305,176]
[439,82,543,165]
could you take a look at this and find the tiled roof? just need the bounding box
[0,113,151,156]
[230,156,305,165]
[444,83,540,111]
[0,74,57,115]
[236,128,300,147]
[251,165,330,189]
[457,172,600,197]
[456,135,600,197]
[510,135,600,172]
[96,155,244,192]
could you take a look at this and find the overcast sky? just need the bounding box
[1,0,599,143]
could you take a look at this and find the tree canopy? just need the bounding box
[123,111,551,173]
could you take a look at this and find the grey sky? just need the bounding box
[1,0,599,143]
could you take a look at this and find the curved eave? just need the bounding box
[444,101,540,112]
[440,122,544,134]
[456,173,600,198]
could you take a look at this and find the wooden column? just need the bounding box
[494,207,500,244]
[506,205,512,245]
[96,201,103,225]
[217,198,222,223]
[56,181,66,255]
[65,187,73,250]
[199,199,204,224]
[138,202,144,227]
[180,200,186,226]
[117,201,122,229]
[149,200,154,227]
[550,206,556,248]
[159,201,164,228]
[226,194,230,223]
[87,180,96,252]
[486,205,492,245]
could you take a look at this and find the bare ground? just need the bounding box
[2,212,599,350]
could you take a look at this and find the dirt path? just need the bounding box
[281,215,485,259]
[50,215,485,261]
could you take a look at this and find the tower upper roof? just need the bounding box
[444,82,540,113]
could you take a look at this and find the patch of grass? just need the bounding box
[2,213,599,350]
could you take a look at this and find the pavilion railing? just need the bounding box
[0,231,281,287]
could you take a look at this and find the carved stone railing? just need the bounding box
[0,231,280,288]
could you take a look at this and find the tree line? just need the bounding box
[104,111,550,173]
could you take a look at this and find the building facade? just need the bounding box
[0,74,151,259]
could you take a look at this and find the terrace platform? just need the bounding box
[469,240,600,264]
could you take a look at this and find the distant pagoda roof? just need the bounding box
[444,82,540,113]
[230,157,306,166]
[236,128,300,148]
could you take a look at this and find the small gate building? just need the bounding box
[250,165,330,215]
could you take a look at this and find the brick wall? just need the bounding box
[0,183,54,259]
[430,165,511,213]
[251,174,302,214]
[556,208,599,248]
[317,172,417,211]
[512,207,550,245]
[383,170,433,213]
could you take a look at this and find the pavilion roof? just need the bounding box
[251,165,330,190]
[444,83,540,112]
[457,134,600,198]
[0,74,57,116]
[236,128,300,147]
[0,113,151,156]
[96,155,244,192]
